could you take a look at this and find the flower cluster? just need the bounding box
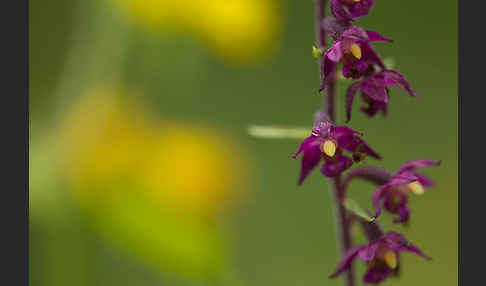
[293,119,380,183]
[292,1,439,284]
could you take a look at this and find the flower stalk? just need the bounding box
[316,1,354,286]
[288,0,439,284]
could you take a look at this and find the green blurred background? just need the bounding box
[29,0,457,286]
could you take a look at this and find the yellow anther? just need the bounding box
[349,43,362,60]
[408,181,425,195]
[384,251,397,269]
[322,140,337,157]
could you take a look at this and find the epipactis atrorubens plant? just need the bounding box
[295,1,440,285]
[249,1,440,285]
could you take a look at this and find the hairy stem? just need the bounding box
[316,1,355,286]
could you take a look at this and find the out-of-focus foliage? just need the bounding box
[52,87,245,280]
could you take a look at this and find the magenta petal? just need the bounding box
[293,136,321,158]
[358,242,380,262]
[382,232,410,248]
[383,232,431,260]
[381,69,419,97]
[330,245,366,279]
[345,81,362,122]
[366,30,392,43]
[327,42,343,62]
[341,26,369,41]
[414,173,435,188]
[397,159,440,173]
[401,242,431,260]
[298,146,322,185]
[363,267,391,284]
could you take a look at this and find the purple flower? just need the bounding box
[320,26,391,91]
[345,69,419,122]
[293,119,380,184]
[330,232,430,284]
[331,0,374,22]
[371,159,440,223]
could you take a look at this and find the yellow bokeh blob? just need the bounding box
[57,86,246,215]
[114,0,281,62]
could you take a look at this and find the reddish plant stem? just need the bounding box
[315,1,355,286]
[331,176,355,286]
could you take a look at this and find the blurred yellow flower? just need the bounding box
[58,87,244,214]
[54,87,248,280]
[114,0,281,63]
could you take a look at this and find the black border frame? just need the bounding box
[459,1,483,285]
[0,0,29,285]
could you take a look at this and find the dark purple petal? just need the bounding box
[360,42,385,69]
[348,0,374,18]
[330,0,352,22]
[298,146,322,185]
[363,266,391,284]
[381,69,419,97]
[320,53,338,91]
[366,30,392,43]
[361,100,388,118]
[396,159,440,174]
[292,136,321,158]
[342,60,369,79]
[330,245,366,279]
[359,141,381,159]
[393,205,411,224]
[337,135,381,159]
[321,155,353,177]
[381,232,409,248]
[360,79,389,103]
[345,81,362,122]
